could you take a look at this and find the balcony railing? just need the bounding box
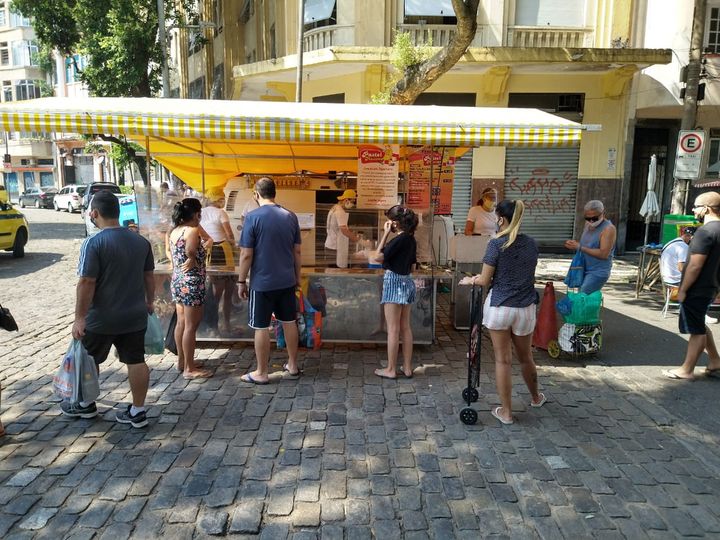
[507,26,594,48]
[303,25,353,52]
[395,24,487,47]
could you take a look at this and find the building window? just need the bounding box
[269,24,276,59]
[707,7,720,53]
[188,76,205,99]
[403,0,456,25]
[213,0,223,35]
[11,40,38,67]
[514,0,586,27]
[2,80,11,102]
[707,129,720,176]
[0,42,8,65]
[9,8,30,28]
[0,2,6,27]
[304,0,336,31]
[15,79,40,101]
[313,93,345,103]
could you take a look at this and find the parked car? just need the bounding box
[81,182,121,214]
[0,200,29,257]
[19,187,57,209]
[54,185,87,213]
[0,184,7,203]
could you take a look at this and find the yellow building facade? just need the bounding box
[173,0,671,250]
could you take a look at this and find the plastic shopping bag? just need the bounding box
[275,289,323,350]
[144,313,164,354]
[53,339,99,403]
[563,249,585,289]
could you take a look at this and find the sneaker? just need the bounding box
[60,401,98,419]
[115,405,148,428]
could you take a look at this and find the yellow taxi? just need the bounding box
[0,199,29,257]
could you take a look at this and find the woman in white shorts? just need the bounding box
[465,200,546,425]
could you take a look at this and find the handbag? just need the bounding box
[564,249,585,289]
[165,310,178,355]
[0,304,18,332]
[276,289,323,350]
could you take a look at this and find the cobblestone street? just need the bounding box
[1,209,720,538]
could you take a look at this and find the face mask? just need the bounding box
[483,199,496,211]
[343,200,354,210]
[588,216,604,229]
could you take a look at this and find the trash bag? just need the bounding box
[144,313,164,354]
[563,249,585,289]
[165,310,178,355]
[54,339,100,403]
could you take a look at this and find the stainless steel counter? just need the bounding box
[154,266,438,344]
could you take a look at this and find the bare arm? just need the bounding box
[294,243,302,286]
[72,277,96,339]
[182,227,200,272]
[464,220,474,236]
[237,247,254,299]
[198,224,213,251]
[340,224,357,242]
[582,225,617,260]
[221,220,235,244]
[678,253,707,301]
[471,263,496,287]
[144,271,155,313]
[372,221,393,262]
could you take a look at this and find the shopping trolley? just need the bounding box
[460,285,483,425]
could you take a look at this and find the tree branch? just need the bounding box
[388,0,480,105]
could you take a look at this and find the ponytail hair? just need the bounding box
[172,197,202,227]
[495,199,524,249]
[385,204,419,235]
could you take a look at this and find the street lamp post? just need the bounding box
[157,0,170,98]
[295,0,304,103]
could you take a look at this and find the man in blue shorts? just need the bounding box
[65,191,155,427]
[664,191,720,380]
[238,177,301,383]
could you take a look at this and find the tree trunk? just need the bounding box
[388,0,480,105]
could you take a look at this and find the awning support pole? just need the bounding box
[145,136,152,210]
[201,140,206,196]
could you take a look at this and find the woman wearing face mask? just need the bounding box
[462,200,545,425]
[564,200,617,294]
[465,187,498,236]
[325,189,359,268]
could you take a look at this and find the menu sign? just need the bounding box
[407,147,455,214]
[357,144,399,209]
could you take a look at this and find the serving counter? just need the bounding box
[154,265,438,345]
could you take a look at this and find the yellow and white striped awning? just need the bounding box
[0,97,585,189]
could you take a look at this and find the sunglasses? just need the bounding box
[584,215,600,222]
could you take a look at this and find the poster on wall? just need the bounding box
[407,147,455,214]
[356,144,400,209]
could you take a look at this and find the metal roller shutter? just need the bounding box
[451,150,473,233]
[504,147,579,247]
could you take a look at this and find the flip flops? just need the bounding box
[240,373,269,385]
[662,369,694,381]
[530,393,547,408]
[283,364,301,377]
[491,406,514,425]
[183,369,213,380]
[705,368,720,379]
[397,369,414,379]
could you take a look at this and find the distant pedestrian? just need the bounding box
[462,200,545,424]
[663,192,720,380]
[167,198,214,380]
[373,205,418,380]
[238,177,301,384]
[66,191,155,428]
[564,200,616,294]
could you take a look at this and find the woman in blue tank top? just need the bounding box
[564,200,617,294]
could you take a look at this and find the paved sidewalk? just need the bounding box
[1,209,720,538]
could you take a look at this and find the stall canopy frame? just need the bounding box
[0,97,586,190]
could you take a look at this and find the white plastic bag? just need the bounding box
[53,339,100,403]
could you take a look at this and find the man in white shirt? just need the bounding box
[661,227,694,285]
[325,189,358,268]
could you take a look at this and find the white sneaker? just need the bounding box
[706,314,719,324]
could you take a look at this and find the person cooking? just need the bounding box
[465,187,498,236]
[325,189,358,268]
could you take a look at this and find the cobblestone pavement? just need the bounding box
[1,209,720,538]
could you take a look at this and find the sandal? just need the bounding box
[530,393,547,408]
[662,369,694,381]
[183,369,213,380]
[283,364,301,377]
[491,406,514,425]
[240,373,269,385]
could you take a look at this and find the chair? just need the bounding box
[661,281,680,318]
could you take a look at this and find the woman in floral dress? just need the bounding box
[166,198,213,379]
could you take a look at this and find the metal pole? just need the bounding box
[295,0,305,103]
[201,140,206,197]
[671,0,706,214]
[157,0,170,98]
[145,136,152,210]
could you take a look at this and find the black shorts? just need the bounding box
[679,295,713,335]
[248,286,297,329]
[83,328,147,365]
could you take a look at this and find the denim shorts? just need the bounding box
[381,270,416,305]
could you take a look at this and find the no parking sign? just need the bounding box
[674,130,705,179]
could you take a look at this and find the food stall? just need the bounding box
[0,97,584,343]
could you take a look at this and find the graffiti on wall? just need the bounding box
[506,166,577,217]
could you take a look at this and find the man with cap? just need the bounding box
[660,226,695,287]
[325,189,358,268]
[663,191,720,380]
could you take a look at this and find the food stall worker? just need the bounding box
[325,189,359,268]
[465,187,498,236]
